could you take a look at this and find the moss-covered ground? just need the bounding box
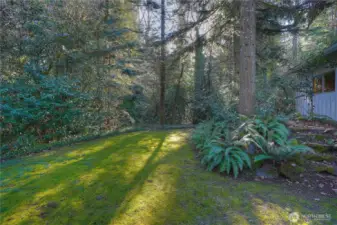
[1,131,336,225]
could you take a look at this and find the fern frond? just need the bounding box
[232,153,244,170]
[232,160,239,178]
[236,151,252,168]
[254,154,274,163]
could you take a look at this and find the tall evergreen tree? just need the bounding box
[238,0,256,116]
[159,0,166,125]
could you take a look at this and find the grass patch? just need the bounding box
[0,131,336,224]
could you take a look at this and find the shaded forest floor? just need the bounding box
[0,130,336,225]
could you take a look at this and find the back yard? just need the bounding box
[2,1,337,224]
[1,130,336,225]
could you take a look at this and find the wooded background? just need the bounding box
[1,0,336,158]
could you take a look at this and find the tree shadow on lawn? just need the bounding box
[1,131,178,224]
[2,130,336,225]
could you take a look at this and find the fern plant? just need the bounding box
[192,120,219,150]
[237,116,312,164]
[253,117,289,145]
[254,139,312,163]
[192,120,227,151]
[193,120,252,178]
[201,142,251,178]
[192,115,311,177]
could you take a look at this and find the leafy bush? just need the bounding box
[192,120,251,178]
[254,139,312,163]
[192,120,224,150]
[248,117,289,145]
[192,115,312,177]
[0,61,142,159]
[256,73,297,117]
[201,144,251,178]
[0,70,91,158]
[241,117,312,163]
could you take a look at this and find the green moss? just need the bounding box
[298,116,337,127]
[315,166,336,175]
[304,153,335,162]
[294,112,303,120]
[314,135,325,141]
[289,154,305,165]
[279,162,305,181]
[0,131,336,225]
[307,143,330,153]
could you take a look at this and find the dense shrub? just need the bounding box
[192,116,312,178]
[192,120,251,178]
[0,71,91,158]
[244,117,312,163]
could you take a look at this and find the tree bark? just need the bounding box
[292,32,298,60]
[233,0,240,92]
[159,0,166,125]
[292,0,299,60]
[238,0,256,116]
[193,28,205,124]
[172,63,184,124]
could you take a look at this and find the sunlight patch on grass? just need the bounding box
[78,168,106,186]
[227,212,250,225]
[137,138,162,149]
[166,132,186,142]
[65,138,115,158]
[1,200,41,225]
[252,197,288,224]
[2,184,65,225]
[32,158,80,174]
[110,164,180,225]
[161,131,190,151]
[66,144,108,157]
[65,132,142,158]
[34,183,65,199]
[70,200,84,211]
[251,197,313,225]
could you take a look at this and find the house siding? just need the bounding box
[296,68,337,121]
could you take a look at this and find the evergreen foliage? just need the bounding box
[0,64,89,158]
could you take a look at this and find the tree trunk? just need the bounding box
[238,0,256,116]
[159,0,166,126]
[193,28,205,124]
[292,32,298,60]
[233,0,240,95]
[172,63,184,124]
[292,0,299,60]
